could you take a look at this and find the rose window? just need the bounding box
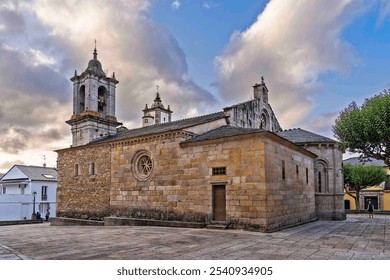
[138,155,153,175]
[132,150,154,181]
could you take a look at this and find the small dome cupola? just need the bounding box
[151,86,165,109]
[151,92,164,109]
[85,45,106,77]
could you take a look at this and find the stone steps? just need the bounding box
[206,222,229,230]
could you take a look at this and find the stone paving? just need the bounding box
[0,214,389,260]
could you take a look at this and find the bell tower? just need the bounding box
[142,86,173,127]
[66,46,121,147]
[252,76,268,103]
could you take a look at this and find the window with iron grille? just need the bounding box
[212,167,226,175]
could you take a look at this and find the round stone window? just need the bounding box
[132,150,154,180]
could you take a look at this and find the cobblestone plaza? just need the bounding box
[0,214,389,260]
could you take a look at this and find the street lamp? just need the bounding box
[32,191,37,220]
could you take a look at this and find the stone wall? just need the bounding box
[109,131,317,232]
[56,144,111,220]
[109,132,211,222]
[57,129,323,231]
[262,135,317,231]
[305,143,346,220]
[315,193,345,220]
[223,99,282,132]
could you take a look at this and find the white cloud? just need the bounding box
[203,2,211,9]
[29,48,56,67]
[32,0,217,124]
[214,0,361,129]
[171,0,181,10]
[0,0,383,171]
[0,159,25,170]
[0,0,218,171]
[302,112,340,139]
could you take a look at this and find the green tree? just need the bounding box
[343,163,387,211]
[333,90,390,167]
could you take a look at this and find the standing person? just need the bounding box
[367,200,374,218]
[45,209,50,222]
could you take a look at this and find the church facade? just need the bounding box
[56,49,345,232]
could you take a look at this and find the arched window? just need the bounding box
[260,112,269,130]
[98,86,107,114]
[260,114,266,129]
[318,171,322,192]
[315,159,329,193]
[79,85,85,113]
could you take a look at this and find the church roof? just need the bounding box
[91,111,226,144]
[182,125,262,143]
[276,128,335,145]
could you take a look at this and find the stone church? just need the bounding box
[56,48,345,232]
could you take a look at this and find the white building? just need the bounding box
[0,165,57,221]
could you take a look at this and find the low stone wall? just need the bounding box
[104,217,206,228]
[345,210,390,215]
[0,219,44,226]
[50,217,104,226]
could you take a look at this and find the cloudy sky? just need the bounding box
[0,0,389,172]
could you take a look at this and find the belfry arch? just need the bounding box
[98,86,107,115]
[79,85,85,113]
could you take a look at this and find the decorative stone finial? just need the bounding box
[93,39,97,60]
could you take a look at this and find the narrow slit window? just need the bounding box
[306,168,309,184]
[90,162,95,176]
[282,160,286,180]
[75,164,79,176]
[318,171,322,192]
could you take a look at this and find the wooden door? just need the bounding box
[213,185,226,221]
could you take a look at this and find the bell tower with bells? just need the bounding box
[66,42,121,147]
